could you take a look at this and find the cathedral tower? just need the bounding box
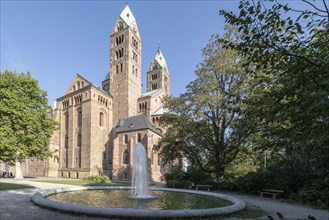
[146,47,170,96]
[109,4,142,124]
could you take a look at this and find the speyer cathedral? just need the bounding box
[21,4,170,181]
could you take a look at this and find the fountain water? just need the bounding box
[130,143,155,199]
[32,144,246,218]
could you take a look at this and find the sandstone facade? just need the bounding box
[15,4,170,181]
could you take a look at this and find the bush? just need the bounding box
[165,165,218,189]
[166,180,194,189]
[291,177,329,208]
[164,165,186,181]
[218,179,240,191]
[83,175,111,184]
[235,170,273,193]
[185,167,214,185]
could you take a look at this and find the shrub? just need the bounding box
[291,177,329,208]
[166,180,194,189]
[218,179,240,191]
[83,175,111,184]
[235,170,273,193]
[185,167,213,185]
[164,165,186,181]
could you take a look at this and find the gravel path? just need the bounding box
[0,178,328,220]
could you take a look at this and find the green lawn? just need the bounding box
[0,182,35,191]
[32,179,131,186]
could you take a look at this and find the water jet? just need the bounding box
[32,143,245,219]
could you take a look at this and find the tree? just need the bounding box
[219,0,329,154]
[219,0,329,202]
[155,26,249,179]
[0,70,57,179]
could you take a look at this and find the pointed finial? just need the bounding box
[125,2,128,5]
[158,41,161,49]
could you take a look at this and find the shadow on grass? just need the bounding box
[0,182,35,191]
[32,179,131,187]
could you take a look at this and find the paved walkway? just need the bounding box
[0,178,328,220]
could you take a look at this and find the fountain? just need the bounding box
[31,142,246,218]
[130,143,155,199]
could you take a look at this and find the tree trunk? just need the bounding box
[14,160,24,179]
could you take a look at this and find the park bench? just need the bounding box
[195,184,213,191]
[258,189,284,200]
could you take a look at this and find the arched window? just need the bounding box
[65,151,69,168]
[123,150,129,164]
[65,113,69,131]
[116,51,119,59]
[77,134,81,147]
[118,22,123,31]
[78,151,81,168]
[116,65,118,74]
[121,48,124,57]
[78,110,82,128]
[116,37,118,45]
[151,150,154,164]
[137,133,141,142]
[124,134,128,144]
[157,155,161,166]
[65,135,68,148]
[99,112,104,126]
[122,34,124,42]
[120,63,123,72]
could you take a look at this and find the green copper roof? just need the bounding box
[105,71,110,80]
[140,89,160,98]
[152,106,169,116]
[154,47,167,68]
[148,47,168,72]
[120,4,136,26]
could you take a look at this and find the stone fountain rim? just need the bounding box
[31,186,246,219]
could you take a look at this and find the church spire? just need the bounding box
[119,3,136,26]
[147,47,170,95]
[149,46,167,71]
[109,3,142,124]
[111,3,140,38]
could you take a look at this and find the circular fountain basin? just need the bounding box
[32,186,246,219]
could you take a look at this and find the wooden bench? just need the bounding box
[258,189,284,200]
[195,184,213,191]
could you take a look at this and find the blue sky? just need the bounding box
[0,0,320,105]
[1,0,240,105]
